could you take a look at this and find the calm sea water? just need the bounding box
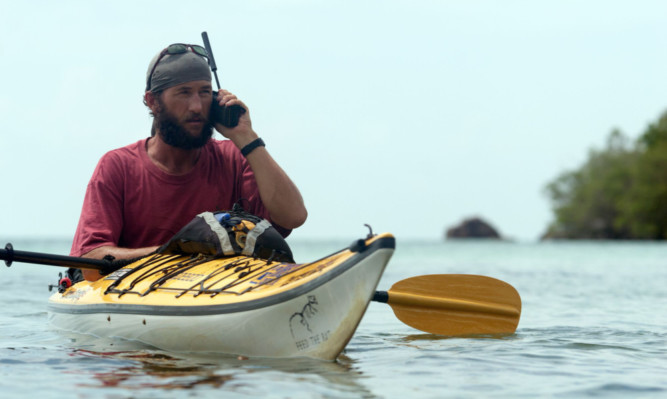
[0,237,665,398]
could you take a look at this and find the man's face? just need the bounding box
[154,80,215,149]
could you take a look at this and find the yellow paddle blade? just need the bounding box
[386,274,521,336]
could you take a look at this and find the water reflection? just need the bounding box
[62,337,374,396]
[73,349,233,389]
[402,332,516,342]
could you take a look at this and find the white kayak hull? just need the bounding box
[48,235,395,360]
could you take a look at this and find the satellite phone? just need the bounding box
[202,31,246,128]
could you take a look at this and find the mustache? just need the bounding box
[185,112,207,123]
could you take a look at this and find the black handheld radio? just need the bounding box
[202,31,246,128]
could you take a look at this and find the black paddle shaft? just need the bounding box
[372,291,389,303]
[1,243,111,271]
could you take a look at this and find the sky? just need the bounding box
[1,0,667,244]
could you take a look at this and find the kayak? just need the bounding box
[47,232,395,361]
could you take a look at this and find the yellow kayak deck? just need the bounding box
[51,233,396,311]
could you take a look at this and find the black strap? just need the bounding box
[240,138,265,157]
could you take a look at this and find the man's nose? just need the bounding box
[188,95,204,113]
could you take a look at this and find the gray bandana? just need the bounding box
[145,50,211,92]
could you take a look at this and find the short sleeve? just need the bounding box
[70,153,126,256]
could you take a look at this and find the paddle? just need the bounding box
[2,244,521,336]
[372,274,521,336]
[1,243,114,271]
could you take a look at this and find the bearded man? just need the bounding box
[70,43,307,281]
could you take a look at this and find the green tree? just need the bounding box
[544,130,636,239]
[618,114,667,238]
[544,111,667,240]
[639,111,667,150]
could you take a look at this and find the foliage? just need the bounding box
[544,112,667,239]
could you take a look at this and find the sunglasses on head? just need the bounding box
[146,43,210,91]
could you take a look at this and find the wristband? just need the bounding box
[240,138,265,157]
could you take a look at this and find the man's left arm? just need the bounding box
[214,90,308,229]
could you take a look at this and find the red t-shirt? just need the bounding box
[70,138,287,257]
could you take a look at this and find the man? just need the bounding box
[70,43,307,281]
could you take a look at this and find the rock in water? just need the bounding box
[446,217,501,239]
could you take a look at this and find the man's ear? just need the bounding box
[145,91,157,108]
[144,91,161,120]
[145,91,164,114]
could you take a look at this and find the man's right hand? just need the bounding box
[81,245,160,281]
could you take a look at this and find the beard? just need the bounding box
[154,100,214,150]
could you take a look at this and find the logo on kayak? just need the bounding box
[249,256,341,287]
[104,268,132,281]
[61,286,89,301]
[290,295,330,351]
